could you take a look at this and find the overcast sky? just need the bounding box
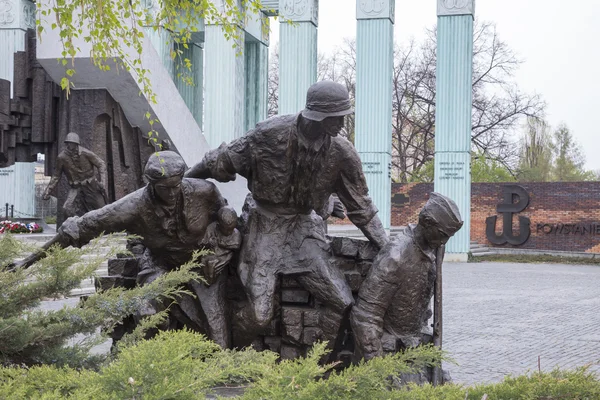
[271,0,600,171]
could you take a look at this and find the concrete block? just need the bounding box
[302,327,322,345]
[95,275,136,291]
[282,289,310,304]
[443,253,469,262]
[263,318,281,336]
[397,335,421,350]
[358,241,379,260]
[357,261,372,276]
[282,307,303,326]
[283,324,303,342]
[264,336,282,352]
[280,344,301,360]
[344,271,363,292]
[107,258,138,277]
[330,236,359,258]
[381,333,398,352]
[281,276,301,288]
[250,338,265,351]
[330,257,358,272]
[303,310,320,327]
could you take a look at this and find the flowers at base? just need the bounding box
[0,220,44,234]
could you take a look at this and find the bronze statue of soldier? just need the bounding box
[43,132,107,217]
[185,80,389,349]
[350,193,463,361]
[26,151,232,348]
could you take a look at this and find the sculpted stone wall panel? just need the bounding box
[279,0,318,25]
[0,30,155,225]
[0,0,34,29]
[0,0,16,27]
[437,0,475,16]
[356,0,395,22]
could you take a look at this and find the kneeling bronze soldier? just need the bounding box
[350,193,463,360]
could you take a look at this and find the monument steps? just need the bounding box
[326,225,406,239]
[470,251,495,257]
[469,241,492,256]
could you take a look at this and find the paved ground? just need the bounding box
[40,261,600,386]
[443,262,600,385]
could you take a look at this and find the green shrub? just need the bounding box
[0,329,598,400]
[0,330,444,399]
[242,342,444,400]
[0,233,203,368]
[464,368,600,400]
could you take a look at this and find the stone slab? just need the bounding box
[282,289,310,304]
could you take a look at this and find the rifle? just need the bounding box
[8,233,66,271]
[431,244,445,386]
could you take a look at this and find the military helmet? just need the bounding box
[301,81,354,122]
[64,132,80,145]
[419,192,464,235]
[144,151,187,181]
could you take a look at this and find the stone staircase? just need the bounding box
[327,225,406,239]
[12,233,127,297]
[469,241,495,257]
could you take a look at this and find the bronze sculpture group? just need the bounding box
[23,81,463,366]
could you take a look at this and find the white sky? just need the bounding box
[270,0,600,170]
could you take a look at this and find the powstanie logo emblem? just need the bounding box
[441,0,470,10]
[485,185,531,246]
[0,0,15,26]
[360,0,385,15]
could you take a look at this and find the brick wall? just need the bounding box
[391,182,600,253]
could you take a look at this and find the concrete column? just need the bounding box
[145,29,175,76]
[243,11,270,130]
[142,0,175,75]
[174,43,204,129]
[143,0,206,130]
[434,0,475,261]
[204,24,246,146]
[245,41,269,131]
[0,0,35,95]
[355,0,395,230]
[278,0,318,115]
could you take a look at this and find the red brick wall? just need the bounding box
[390,182,600,253]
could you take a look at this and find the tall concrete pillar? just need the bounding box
[278,0,318,115]
[0,0,35,93]
[143,0,205,128]
[355,0,395,230]
[245,41,269,131]
[204,25,246,146]
[174,43,204,129]
[434,0,475,261]
[244,11,270,131]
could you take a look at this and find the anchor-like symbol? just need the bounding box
[360,0,385,15]
[441,0,470,10]
[0,0,15,27]
[282,0,307,17]
[485,185,531,246]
